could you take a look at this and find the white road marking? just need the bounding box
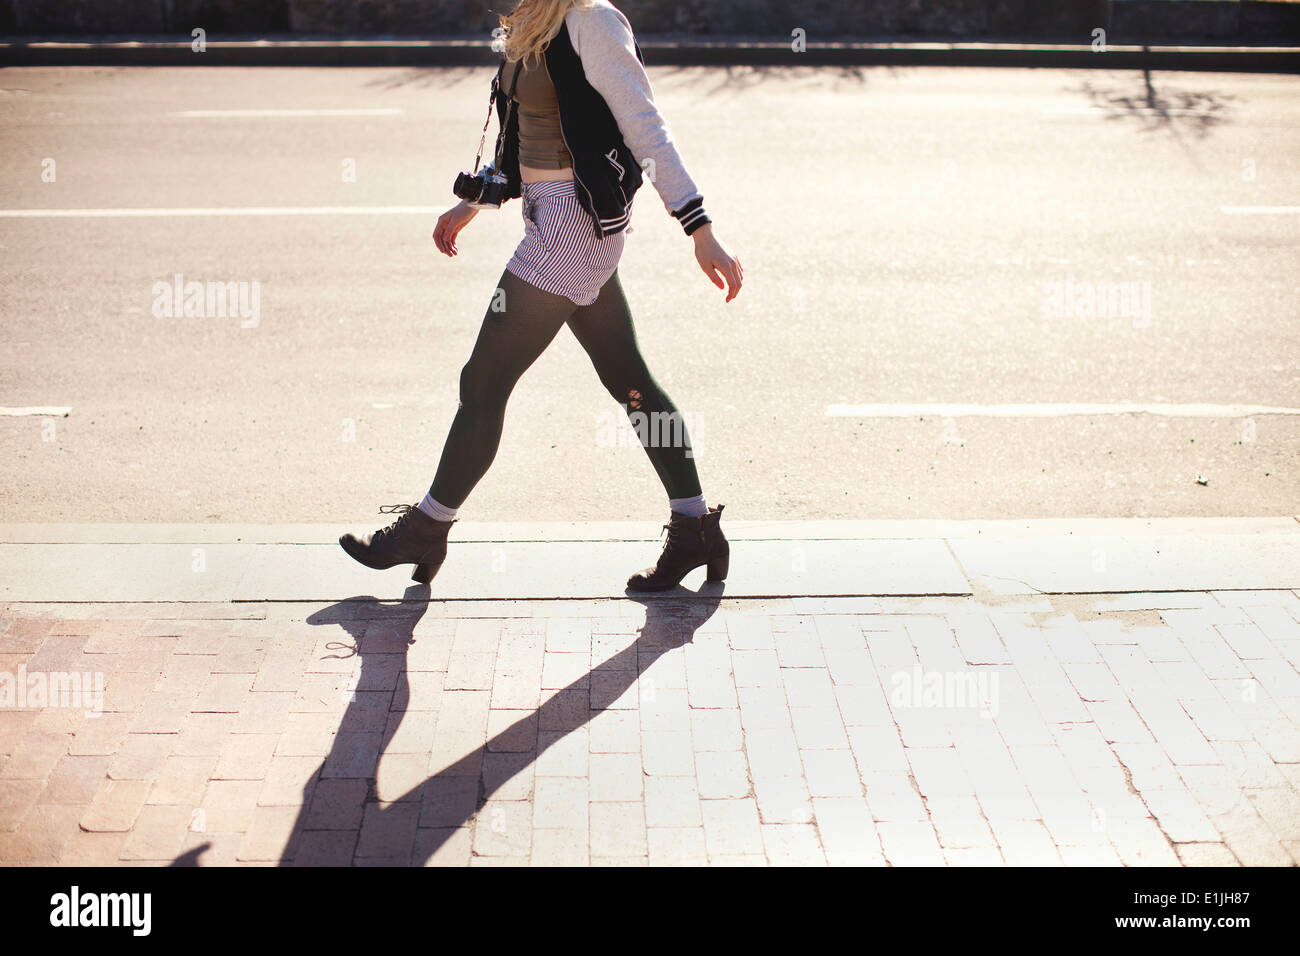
[0,406,71,417]
[0,206,442,218]
[170,108,404,117]
[1220,206,1300,215]
[826,403,1300,418]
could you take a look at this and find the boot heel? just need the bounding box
[705,554,729,581]
[411,561,440,585]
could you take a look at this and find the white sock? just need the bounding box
[417,492,458,522]
[669,494,707,517]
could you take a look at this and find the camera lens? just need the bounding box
[453,172,483,202]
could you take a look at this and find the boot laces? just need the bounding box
[374,503,416,540]
[660,519,705,547]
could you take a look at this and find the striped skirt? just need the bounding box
[505,178,626,307]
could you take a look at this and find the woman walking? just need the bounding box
[340,0,742,591]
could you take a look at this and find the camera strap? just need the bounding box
[474,59,521,175]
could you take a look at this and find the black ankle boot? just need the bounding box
[339,503,455,584]
[626,504,728,592]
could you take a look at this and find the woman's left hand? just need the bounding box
[692,224,743,302]
[433,200,479,257]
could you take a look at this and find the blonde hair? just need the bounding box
[498,0,596,70]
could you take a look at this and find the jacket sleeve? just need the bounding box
[567,2,712,236]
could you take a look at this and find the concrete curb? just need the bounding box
[2,37,1298,72]
[2,518,1298,602]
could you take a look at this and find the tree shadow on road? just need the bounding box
[651,62,882,97]
[363,62,883,97]
[1065,69,1235,141]
[176,579,724,866]
[363,66,488,92]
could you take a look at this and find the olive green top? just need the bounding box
[504,57,574,170]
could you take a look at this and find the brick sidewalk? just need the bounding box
[1,589,1298,866]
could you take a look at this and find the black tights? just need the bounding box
[429,267,702,508]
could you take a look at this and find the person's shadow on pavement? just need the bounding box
[175,579,723,866]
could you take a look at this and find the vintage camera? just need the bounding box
[456,64,517,209]
[453,164,509,210]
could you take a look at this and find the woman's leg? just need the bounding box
[565,269,703,501]
[428,268,579,507]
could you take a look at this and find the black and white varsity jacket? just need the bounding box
[485,0,712,240]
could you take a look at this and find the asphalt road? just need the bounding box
[0,64,1297,523]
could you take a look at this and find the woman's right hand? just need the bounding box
[433,200,478,257]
